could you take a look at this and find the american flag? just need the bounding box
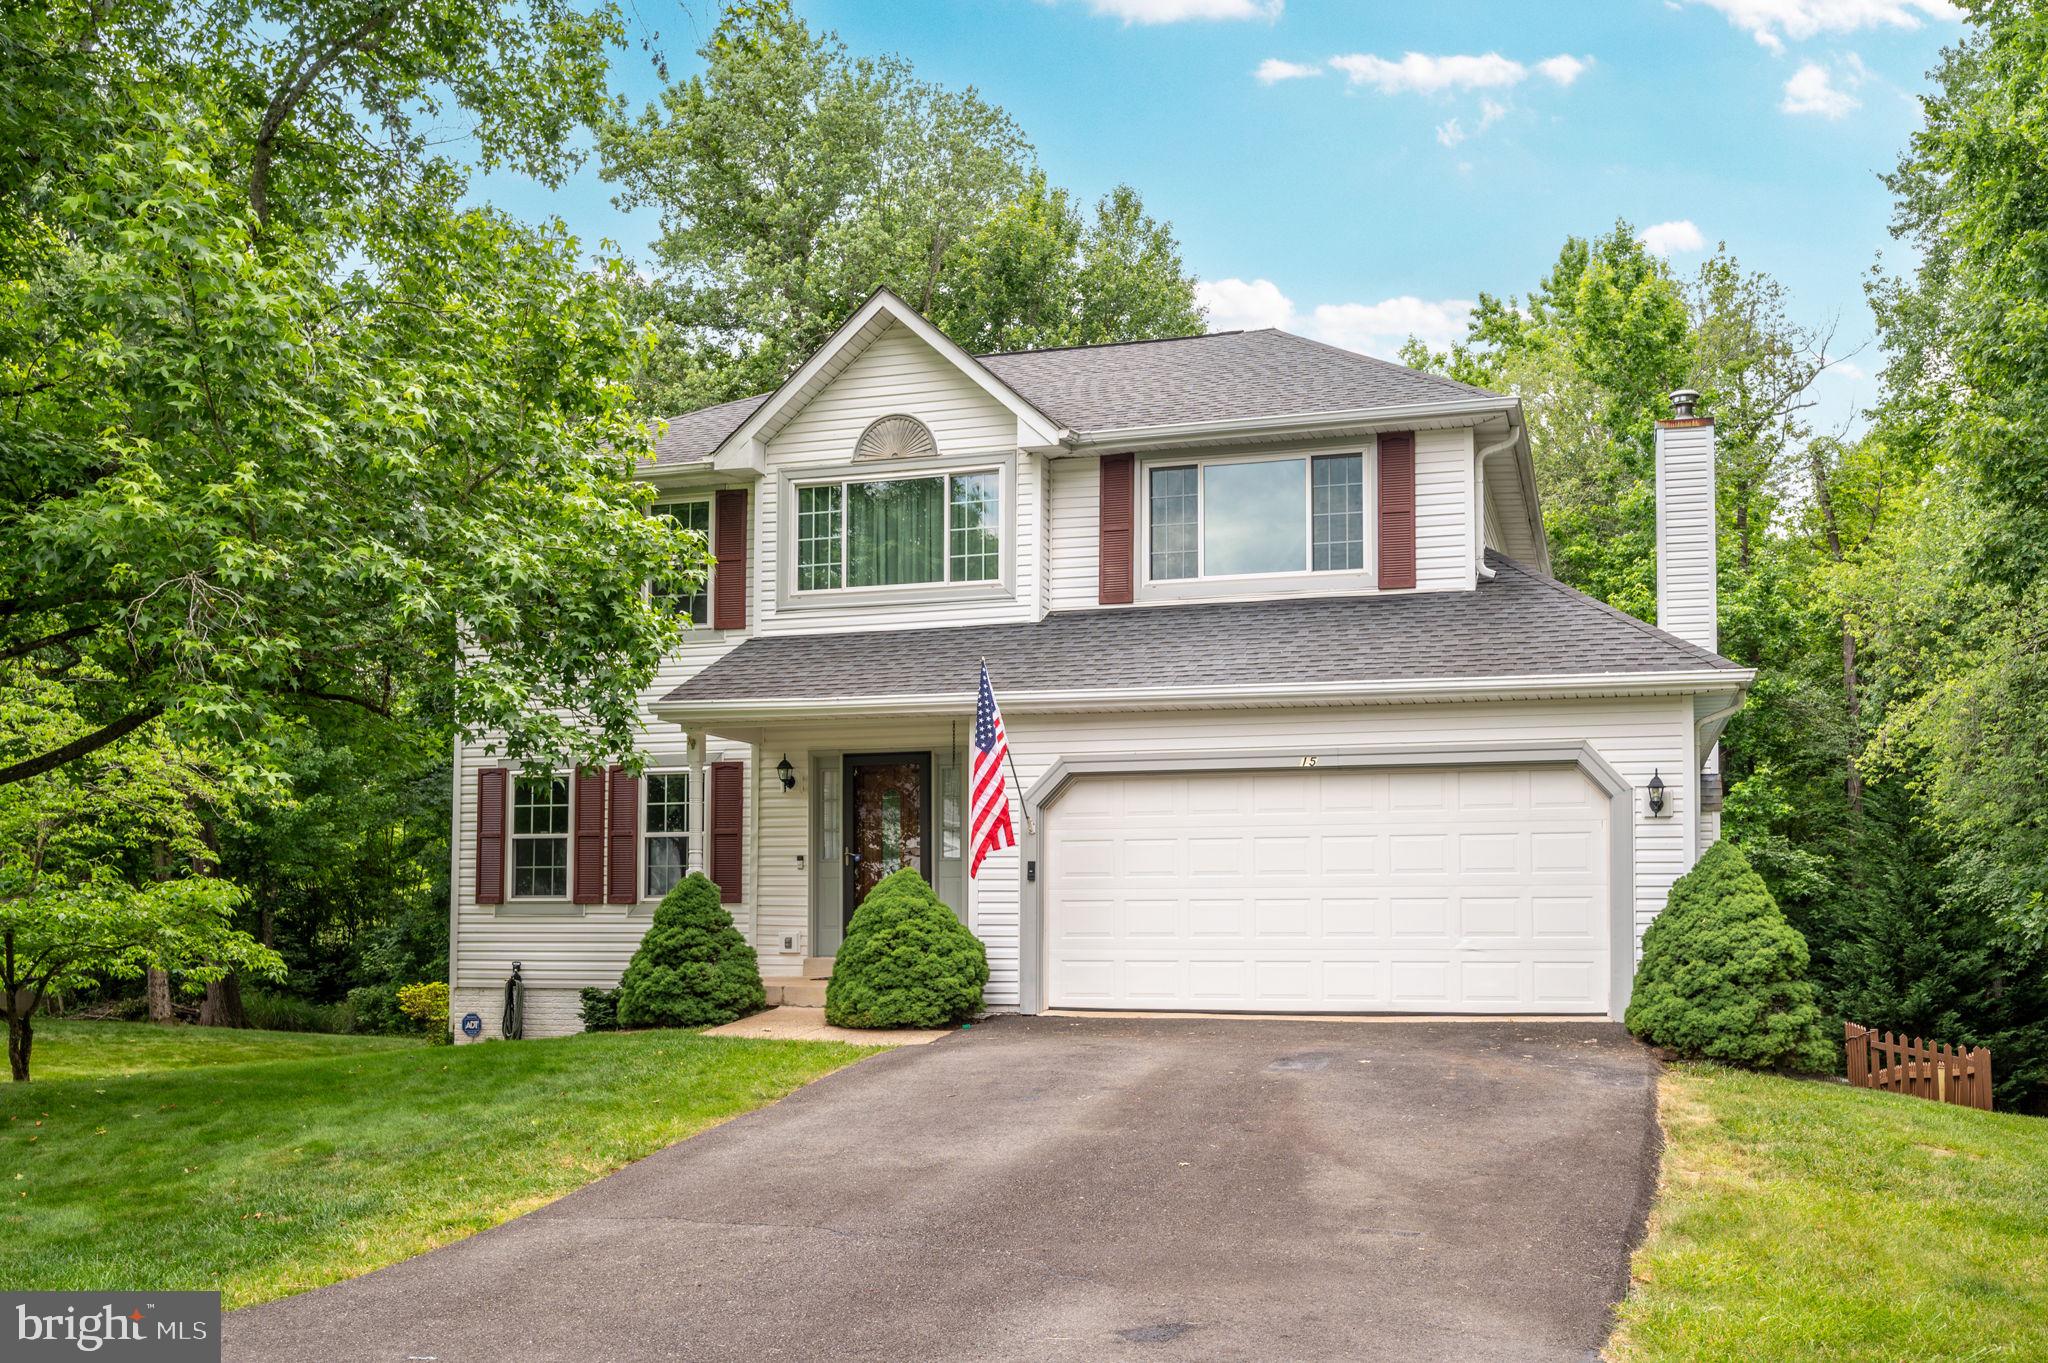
[969,661,1017,878]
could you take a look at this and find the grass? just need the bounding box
[1609,1063,2048,1362]
[0,1024,881,1306]
[21,1018,424,1081]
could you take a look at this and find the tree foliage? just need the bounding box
[825,868,987,1030]
[603,0,1202,412]
[614,872,765,1028]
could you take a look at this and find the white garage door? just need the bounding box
[1044,765,1611,1013]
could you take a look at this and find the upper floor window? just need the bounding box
[795,471,1001,592]
[1147,452,1365,582]
[651,499,711,624]
[510,774,570,899]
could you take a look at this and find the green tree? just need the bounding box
[615,872,765,1028]
[603,1,1202,409]
[1,0,703,790]
[825,868,986,1029]
[0,672,283,1079]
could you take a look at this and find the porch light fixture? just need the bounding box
[1647,770,1666,817]
[777,755,796,792]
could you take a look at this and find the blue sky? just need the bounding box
[477,0,1965,432]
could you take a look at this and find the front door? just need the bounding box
[842,752,932,928]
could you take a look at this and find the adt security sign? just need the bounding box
[460,1012,483,1039]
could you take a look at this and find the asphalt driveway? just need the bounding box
[225,1016,1659,1363]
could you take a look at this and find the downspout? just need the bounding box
[1473,432,1518,581]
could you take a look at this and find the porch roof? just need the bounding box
[656,555,1749,717]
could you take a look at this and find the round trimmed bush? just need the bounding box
[615,872,766,1028]
[1625,839,1833,1071]
[826,868,988,1029]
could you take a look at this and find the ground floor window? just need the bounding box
[645,771,689,899]
[511,774,569,899]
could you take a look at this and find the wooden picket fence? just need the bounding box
[1844,1023,1993,1111]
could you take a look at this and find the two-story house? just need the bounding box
[447,288,1749,1037]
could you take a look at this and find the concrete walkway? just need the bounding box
[225,1016,1660,1363]
[701,1004,952,1045]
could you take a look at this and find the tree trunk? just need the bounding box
[200,973,246,1028]
[7,1011,30,1082]
[146,967,176,1023]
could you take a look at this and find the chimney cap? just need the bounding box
[1669,388,1702,418]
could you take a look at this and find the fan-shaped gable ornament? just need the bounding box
[854,414,938,462]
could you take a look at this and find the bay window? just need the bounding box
[794,470,1002,592]
[1147,452,1367,582]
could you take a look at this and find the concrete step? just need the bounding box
[762,976,829,1009]
[802,956,835,979]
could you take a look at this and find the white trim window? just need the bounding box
[793,470,1001,592]
[644,771,690,899]
[1146,451,1367,582]
[651,498,712,625]
[510,774,570,899]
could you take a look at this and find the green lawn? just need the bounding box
[1610,1064,2048,1362]
[21,1018,425,1081]
[0,1024,880,1306]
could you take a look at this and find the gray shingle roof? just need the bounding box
[659,555,1743,707]
[648,328,1499,465]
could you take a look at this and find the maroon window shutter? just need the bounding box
[709,760,744,904]
[712,489,748,630]
[475,767,506,905]
[607,764,639,905]
[1098,452,1135,605]
[1377,431,1417,590]
[571,767,606,905]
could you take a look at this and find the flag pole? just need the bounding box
[982,657,1034,834]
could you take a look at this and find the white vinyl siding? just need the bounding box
[1416,427,1477,592]
[1044,454,1102,612]
[1656,420,1719,652]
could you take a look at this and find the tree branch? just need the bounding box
[250,9,400,226]
[0,702,165,788]
[0,621,98,663]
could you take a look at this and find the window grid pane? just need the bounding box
[1311,454,1365,571]
[512,837,567,899]
[948,473,1001,582]
[644,836,687,899]
[797,484,843,591]
[651,501,712,623]
[512,777,569,835]
[1148,466,1199,580]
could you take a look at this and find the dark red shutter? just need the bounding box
[607,764,639,905]
[1377,431,1417,590]
[1098,453,1135,605]
[710,760,744,904]
[571,766,606,904]
[475,767,506,905]
[712,489,748,630]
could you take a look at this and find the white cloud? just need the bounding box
[1079,0,1282,22]
[1535,54,1593,86]
[1195,277,1296,332]
[1329,51,1528,94]
[1687,0,1959,52]
[1255,58,1322,84]
[1436,98,1508,148]
[1781,60,1860,117]
[1639,219,1707,255]
[1195,278,1473,359]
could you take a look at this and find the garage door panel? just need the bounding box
[1046,765,1610,1014]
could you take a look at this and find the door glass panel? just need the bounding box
[1203,458,1306,575]
[848,760,925,915]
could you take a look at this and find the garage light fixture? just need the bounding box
[777,755,796,792]
[1647,770,1666,817]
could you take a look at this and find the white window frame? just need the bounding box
[1136,442,1378,600]
[789,464,1006,597]
[641,768,693,903]
[507,771,572,904]
[649,496,715,629]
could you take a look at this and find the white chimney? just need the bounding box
[1654,389,1717,653]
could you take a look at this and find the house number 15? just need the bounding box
[1299,755,1319,768]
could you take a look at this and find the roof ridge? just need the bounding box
[1484,551,1732,667]
[1263,328,1502,400]
[976,329,1234,360]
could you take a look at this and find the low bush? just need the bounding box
[826,868,987,1029]
[345,983,415,1036]
[615,873,765,1028]
[395,981,450,1035]
[241,991,353,1034]
[579,986,621,1032]
[1626,839,1834,1071]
